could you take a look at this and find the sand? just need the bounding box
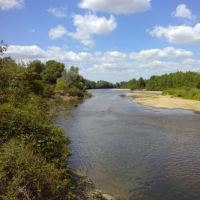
[120,93,159,98]
[132,95,200,112]
[110,89,131,90]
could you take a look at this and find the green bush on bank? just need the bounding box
[0,139,72,200]
[162,88,200,101]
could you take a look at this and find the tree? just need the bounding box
[57,66,79,84]
[27,60,45,79]
[0,40,8,56]
[41,60,64,84]
[138,77,146,89]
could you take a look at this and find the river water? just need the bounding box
[56,89,200,199]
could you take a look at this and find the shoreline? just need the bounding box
[68,165,114,200]
[110,89,131,90]
[120,91,200,112]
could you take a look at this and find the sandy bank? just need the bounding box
[120,93,159,98]
[132,95,200,112]
[110,89,131,90]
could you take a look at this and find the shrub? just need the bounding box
[162,88,200,101]
[55,81,69,95]
[0,102,71,164]
[67,86,84,97]
[0,139,71,200]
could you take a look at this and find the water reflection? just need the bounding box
[56,89,200,199]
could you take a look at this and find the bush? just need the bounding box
[0,102,71,164]
[0,139,72,200]
[67,86,84,97]
[55,81,69,95]
[162,88,200,101]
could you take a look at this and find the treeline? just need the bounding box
[146,71,200,91]
[84,80,115,89]
[120,71,200,101]
[120,71,200,91]
[120,77,146,90]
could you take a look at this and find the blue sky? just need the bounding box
[1,0,200,83]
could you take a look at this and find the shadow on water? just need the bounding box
[56,89,200,200]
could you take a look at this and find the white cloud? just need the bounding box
[0,0,24,10]
[6,45,48,58]
[129,47,192,61]
[68,12,117,48]
[182,58,200,65]
[102,51,127,62]
[78,0,151,14]
[91,62,132,70]
[136,60,180,69]
[4,45,199,82]
[29,29,35,33]
[47,6,67,18]
[49,25,67,40]
[148,24,200,44]
[172,4,195,21]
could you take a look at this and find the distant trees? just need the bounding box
[120,71,200,92]
[120,77,146,90]
[145,71,200,91]
[96,80,114,89]
[85,79,96,89]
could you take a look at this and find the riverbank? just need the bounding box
[119,91,162,98]
[132,94,200,112]
[110,89,131,90]
[68,166,114,200]
[119,91,200,112]
[52,93,93,102]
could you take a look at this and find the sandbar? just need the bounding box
[110,89,131,90]
[132,95,200,112]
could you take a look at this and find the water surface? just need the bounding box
[56,89,200,199]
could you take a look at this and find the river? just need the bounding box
[56,89,200,199]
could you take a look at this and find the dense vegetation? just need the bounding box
[120,71,200,100]
[145,71,200,91]
[0,56,74,199]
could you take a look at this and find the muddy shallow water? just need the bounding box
[56,89,200,199]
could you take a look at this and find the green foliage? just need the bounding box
[67,86,85,97]
[0,102,71,163]
[55,81,69,95]
[121,71,200,92]
[162,88,200,101]
[27,60,45,80]
[196,79,200,89]
[96,80,114,89]
[0,40,8,56]
[120,78,146,90]
[146,71,200,91]
[41,60,64,84]
[85,80,96,89]
[0,55,73,198]
[0,139,71,200]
